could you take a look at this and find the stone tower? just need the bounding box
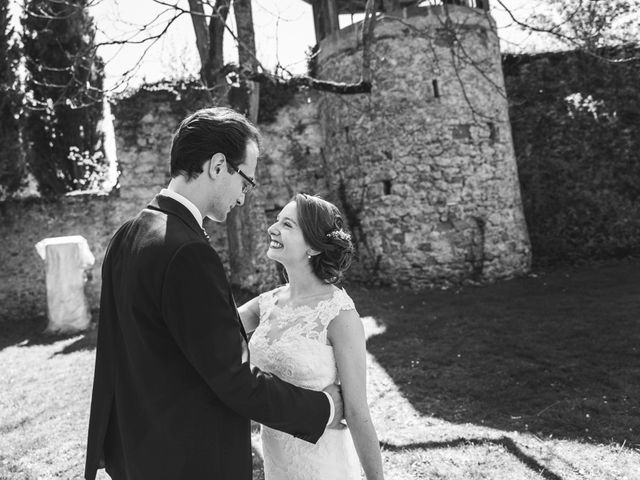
[303,0,531,287]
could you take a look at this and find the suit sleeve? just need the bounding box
[161,241,329,443]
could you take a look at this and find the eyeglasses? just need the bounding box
[229,163,257,194]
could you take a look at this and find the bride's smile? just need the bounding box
[266,202,315,265]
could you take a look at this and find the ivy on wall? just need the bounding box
[112,77,297,147]
[257,80,298,124]
[111,80,213,150]
[504,45,640,265]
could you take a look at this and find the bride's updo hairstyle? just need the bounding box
[294,193,355,284]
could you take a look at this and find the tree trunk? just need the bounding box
[226,0,275,291]
[187,0,210,83]
[205,0,230,95]
[231,0,259,122]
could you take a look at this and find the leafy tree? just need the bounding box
[498,0,640,54]
[21,0,105,196]
[0,0,25,198]
[535,0,640,49]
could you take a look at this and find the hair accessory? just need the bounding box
[326,229,351,242]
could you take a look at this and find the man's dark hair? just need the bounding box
[170,107,261,179]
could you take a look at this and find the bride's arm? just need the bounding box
[328,310,385,480]
[237,296,260,335]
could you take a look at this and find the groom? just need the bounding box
[85,107,342,480]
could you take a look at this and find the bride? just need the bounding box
[238,193,385,480]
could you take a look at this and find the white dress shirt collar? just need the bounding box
[159,188,204,227]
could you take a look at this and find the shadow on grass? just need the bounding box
[0,314,48,351]
[354,258,640,448]
[0,309,99,353]
[53,327,99,355]
[380,437,563,480]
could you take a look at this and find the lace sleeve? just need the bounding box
[317,289,358,344]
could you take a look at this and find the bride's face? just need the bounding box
[267,202,311,266]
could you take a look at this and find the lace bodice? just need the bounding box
[250,286,356,390]
[248,285,362,479]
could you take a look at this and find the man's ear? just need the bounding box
[208,153,226,179]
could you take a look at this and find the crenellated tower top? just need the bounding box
[300,0,491,43]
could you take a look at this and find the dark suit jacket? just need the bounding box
[85,194,329,480]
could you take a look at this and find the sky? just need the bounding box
[87,0,542,92]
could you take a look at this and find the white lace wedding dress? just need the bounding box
[248,286,362,480]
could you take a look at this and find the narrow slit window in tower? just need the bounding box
[488,122,497,142]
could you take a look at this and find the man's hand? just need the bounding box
[323,384,346,429]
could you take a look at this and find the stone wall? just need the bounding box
[0,5,535,321]
[0,87,230,322]
[503,46,640,264]
[312,4,531,287]
[112,85,231,260]
[0,195,120,321]
[258,92,328,212]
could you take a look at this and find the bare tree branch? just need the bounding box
[247,69,371,94]
[96,7,184,47]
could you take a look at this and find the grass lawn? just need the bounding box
[1,258,639,479]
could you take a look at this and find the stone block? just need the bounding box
[35,236,95,333]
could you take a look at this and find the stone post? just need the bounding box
[35,235,95,333]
